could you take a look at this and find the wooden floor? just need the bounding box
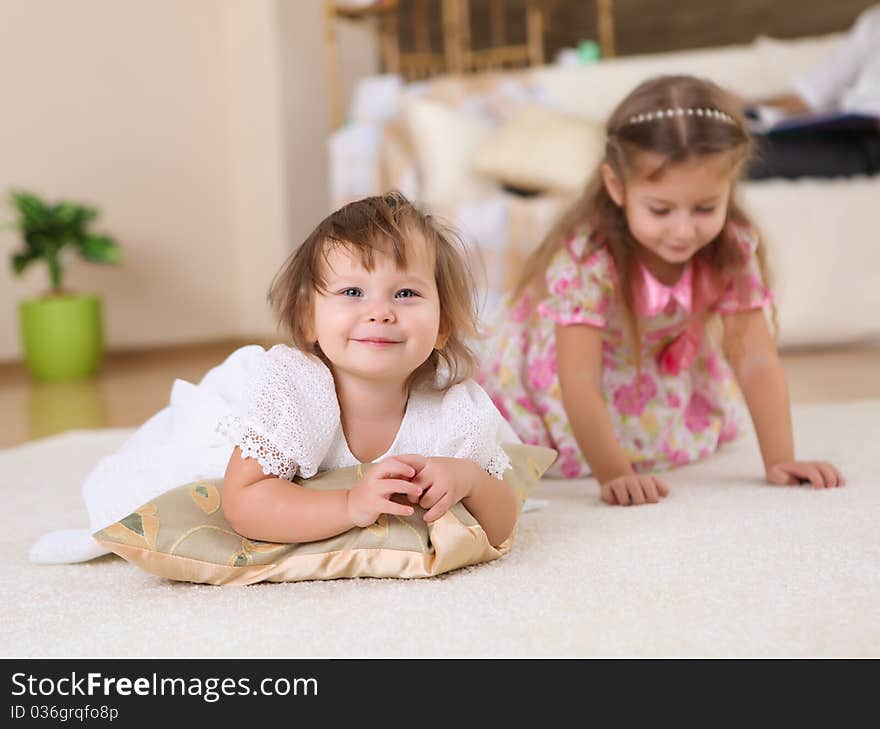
[1,340,879,450]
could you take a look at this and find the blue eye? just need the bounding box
[341,288,362,297]
[395,289,419,299]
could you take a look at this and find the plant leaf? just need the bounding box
[7,191,121,287]
[77,206,99,227]
[79,235,121,264]
[55,201,97,228]
[11,250,40,276]
[10,191,49,228]
[24,230,64,256]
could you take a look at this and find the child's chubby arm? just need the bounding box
[397,455,519,548]
[221,447,424,543]
[723,308,844,489]
[556,323,670,506]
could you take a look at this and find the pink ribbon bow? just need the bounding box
[657,326,701,376]
[633,260,727,377]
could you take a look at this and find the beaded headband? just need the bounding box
[625,107,735,126]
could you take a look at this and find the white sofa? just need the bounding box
[330,33,880,349]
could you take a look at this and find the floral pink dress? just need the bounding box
[476,222,773,479]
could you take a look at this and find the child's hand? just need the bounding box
[766,461,845,489]
[600,474,670,506]
[346,457,425,528]
[410,457,479,523]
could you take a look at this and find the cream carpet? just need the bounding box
[2,400,878,658]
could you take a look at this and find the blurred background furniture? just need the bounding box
[330,29,880,351]
[324,0,614,129]
[3,1,879,447]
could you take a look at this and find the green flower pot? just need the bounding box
[19,294,103,381]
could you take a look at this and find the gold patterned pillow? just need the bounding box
[93,443,556,586]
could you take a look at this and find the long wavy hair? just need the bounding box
[514,75,775,366]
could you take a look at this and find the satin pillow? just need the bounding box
[93,443,556,586]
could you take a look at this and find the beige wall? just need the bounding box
[277,0,378,245]
[223,0,292,340]
[0,0,376,362]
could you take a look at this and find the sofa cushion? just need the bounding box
[472,104,605,194]
[739,175,880,348]
[403,96,496,208]
[531,35,843,123]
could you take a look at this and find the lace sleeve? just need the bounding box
[438,379,521,480]
[216,345,340,480]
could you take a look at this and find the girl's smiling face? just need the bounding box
[602,152,737,278]
[311,236,443,385]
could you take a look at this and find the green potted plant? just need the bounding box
[6,190,121,380]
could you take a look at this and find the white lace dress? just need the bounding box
[30,344,519,564]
